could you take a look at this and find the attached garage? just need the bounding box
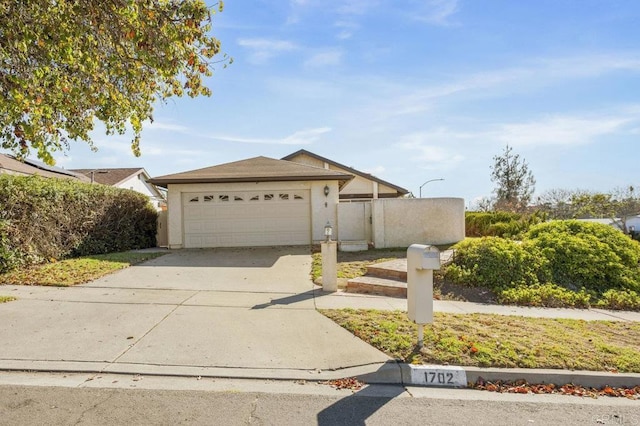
[182,189,311,248]
[149,156,353,249]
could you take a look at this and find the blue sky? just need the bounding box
[50,1,640,206]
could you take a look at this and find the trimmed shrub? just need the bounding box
[445,237,549,290]
[526,221,640,293]
[595,289,640,311]
[466,212,521,237]
[465,211,545,238]
[498,283,591,308]
[0,175,157,272]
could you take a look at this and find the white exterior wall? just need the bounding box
[117,174,164,210]
[166,180,339,248]
[371,198,465,248]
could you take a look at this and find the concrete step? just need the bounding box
[346,276,407,298]
[339,240,369,252]
[366,259,407,281]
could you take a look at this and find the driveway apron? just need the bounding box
[0,247,390,379]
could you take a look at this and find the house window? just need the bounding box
[219,195,229,202]
[279,193,289,200]
[264,193,274,201]
[203,195,214,202]
[249,194,260,201]
[294,193,304,200]
[234,195,244,201]
[189,196,199,203]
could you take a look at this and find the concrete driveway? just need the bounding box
[0,247,391,380]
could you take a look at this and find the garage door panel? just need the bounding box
[182,190,311,248]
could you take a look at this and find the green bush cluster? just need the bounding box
[465,211,545,238]
[0,175,157,273]
[446,220,640,310]
[527,221,640,293]
[445,237,548,290]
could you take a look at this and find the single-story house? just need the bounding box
[282,149,409,200]
[0,153,90,182]
[149,156,354,249]
[71,167,166,211]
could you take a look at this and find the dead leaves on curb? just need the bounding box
[320,377,365,391]
[471,377,640,399]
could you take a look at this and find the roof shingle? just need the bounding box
[71,168,145,186]
[148,156,354,187]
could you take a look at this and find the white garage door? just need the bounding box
[182,190,311,248]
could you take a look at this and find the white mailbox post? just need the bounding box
[407,244,440,347]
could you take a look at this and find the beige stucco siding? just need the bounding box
[372,198,465,247]
[289,153,325,169]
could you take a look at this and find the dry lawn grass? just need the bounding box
[321,309,640,372]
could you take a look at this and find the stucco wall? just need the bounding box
[166,180,339,248]
[371,198,465,247]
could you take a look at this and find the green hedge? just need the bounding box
[465,211,545,238]
[0,174,157,273]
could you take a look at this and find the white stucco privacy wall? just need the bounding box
[371,198,465,248]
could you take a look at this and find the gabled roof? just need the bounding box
[148,156,354,188]
[71,167,146,186]
[0,154,90,181]
[282,149,409,195]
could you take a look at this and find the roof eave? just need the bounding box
[149,174,353,188]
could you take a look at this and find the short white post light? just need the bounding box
[407,244,440,348]
[324,221,333,241]
[321,221,337,292]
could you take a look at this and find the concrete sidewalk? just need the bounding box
[313,289,640,322]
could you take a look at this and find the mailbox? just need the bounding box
[407,244,440,326]
[420,247,441,271]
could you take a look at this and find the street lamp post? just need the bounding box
[419,178,444,198]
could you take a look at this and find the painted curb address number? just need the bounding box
[409,365,467,387]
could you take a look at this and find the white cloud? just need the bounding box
[237,38,298,64]
[497,115,636,147]
[304,49,343,68]
[397,133,465,169]
[205,127,332,145]
[337,0,377,15]
[335,20,359,40]
[413,0,460,26]
[145,121,190,132]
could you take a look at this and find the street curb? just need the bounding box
[356,361,640,389]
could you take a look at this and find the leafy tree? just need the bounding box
[490,144,536,212]
[0,0,230,164]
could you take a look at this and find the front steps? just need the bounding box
[345,251,453,298]
[346,259,408,298]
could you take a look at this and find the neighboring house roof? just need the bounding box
[71,167,147,186]
[148,156,354,188]
[0,153,90,181]
[281,149,409,196]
